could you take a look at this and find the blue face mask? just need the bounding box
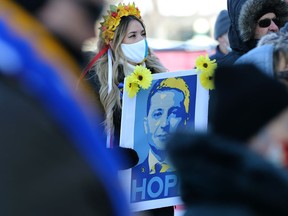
[121,39,148,64]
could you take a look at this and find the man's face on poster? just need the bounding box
[144,89,187,150]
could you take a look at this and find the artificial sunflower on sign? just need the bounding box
[125,75,139,98]
[195,54,217,90]
[125,65,153,98]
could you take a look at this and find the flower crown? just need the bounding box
[100,2,141,45]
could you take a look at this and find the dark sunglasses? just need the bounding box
[258,18,280,28]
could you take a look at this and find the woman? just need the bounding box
[82,2,167,148]
[80,3,174,216]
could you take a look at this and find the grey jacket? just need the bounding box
[235,44,274,77]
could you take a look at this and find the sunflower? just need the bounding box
[125,75,140,98]
[102,30,114,45]
[118,4,129,17]
[199,69,215,90]
[133,66,153,89]
[195,54,217,73]
[106,16,120,31]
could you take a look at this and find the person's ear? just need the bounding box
[144,117,148,134]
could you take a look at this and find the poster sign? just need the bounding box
[119,70,209,211]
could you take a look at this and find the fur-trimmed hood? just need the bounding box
[227,0,250,53]
[239,0,288,42]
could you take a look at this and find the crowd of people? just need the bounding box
[171,0,288,215]
[2,0,288,215]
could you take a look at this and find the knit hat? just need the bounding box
[214,10,230,40]
[210,63,288,142]
[239,0,288,42]
[258,31,288,50]
[235,44,274,77]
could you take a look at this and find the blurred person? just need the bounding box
[14,0,104,67]
[282,0,288,36]
[209,10,231,61]
[79,2,173,215]
[133,77,190,175]
[0,1,132,216]
[218,0,288,66]
[166,131,288,216]
[13,0,139,169]
[19,0,140,169]
[166,64,288,216]
[210,64,288,167]
[209,0,288,128]
[257,32,288,87]
[80,2,167,150]
[235,32,288,87]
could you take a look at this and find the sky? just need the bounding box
[123,0,227,16]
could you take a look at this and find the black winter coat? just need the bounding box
[208,0,257,123]
[209,45,226,62]
[167,132,288,216]
[217,0,257,67]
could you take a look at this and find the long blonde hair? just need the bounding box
[91,15,167,137]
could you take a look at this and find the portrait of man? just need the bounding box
[138,77,190,174]
[119,70,209,210]
[129,75,195,205]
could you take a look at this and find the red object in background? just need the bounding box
[283,141,288,168]
[154,50,208,72]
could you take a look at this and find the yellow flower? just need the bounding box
[117,3,125,10]
[199,69,215,90]
[195,55,217,73]
[133,66,153,89]
[125,75,140,98]
[102,30,114,45]
[128,3,140,17]
[106,16,120,31]
[118,4,129,17]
